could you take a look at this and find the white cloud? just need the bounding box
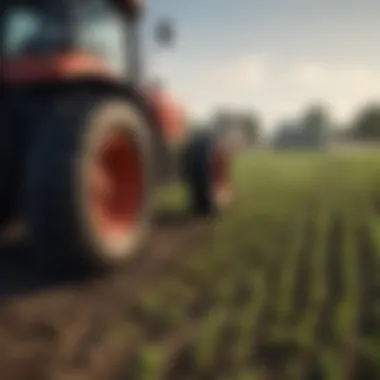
[292,61,380,123]
[294,61,379,91]
[209,54,268,88]
[149,53,380,132]
[295,63,329,86]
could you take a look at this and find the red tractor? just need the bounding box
[0,0,233,270]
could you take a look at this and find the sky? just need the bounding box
[143,0,380,133]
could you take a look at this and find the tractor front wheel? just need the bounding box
[24,97,153,271]
[184,132,233,216]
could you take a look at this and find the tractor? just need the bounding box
[0,0,233,271]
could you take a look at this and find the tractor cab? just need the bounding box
[1,0,145,83]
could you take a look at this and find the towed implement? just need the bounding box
[0,0,233,270]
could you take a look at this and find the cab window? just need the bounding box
[4,5,66,56]
[73,0,128,75]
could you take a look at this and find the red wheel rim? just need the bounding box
[211,146,231,207]
[90,130,143,240]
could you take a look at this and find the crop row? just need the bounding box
[119,153,380,380]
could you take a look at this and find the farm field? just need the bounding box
[128,151,380,380]
[1,150,380,380]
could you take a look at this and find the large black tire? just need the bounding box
[0,102,27,228]
[23,97,153,271]
[0,109,12,228]
[183,131,233,216]
[0,93,47,229]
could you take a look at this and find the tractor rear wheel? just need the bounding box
[24,97,153,271]
[0,112,12,228]
[184,132,233,216]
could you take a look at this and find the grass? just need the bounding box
[129,150,380,379]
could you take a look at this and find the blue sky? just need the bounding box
[143,0,380,132]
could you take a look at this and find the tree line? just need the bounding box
[297,102,380,142]
[204,101,380,146]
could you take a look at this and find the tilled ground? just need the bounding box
[0,213,213,380]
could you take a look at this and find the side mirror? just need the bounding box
[154,19,176,48]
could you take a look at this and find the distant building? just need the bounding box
[272,121,329,150]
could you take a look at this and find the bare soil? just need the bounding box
[0,212,213,380]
